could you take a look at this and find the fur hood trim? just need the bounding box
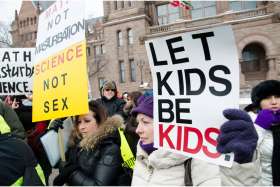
[80,115,124,151]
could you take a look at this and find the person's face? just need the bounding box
[136,113,154,145]
[77,111,99,138]
[103,88,115,100]
[260,95,280,112]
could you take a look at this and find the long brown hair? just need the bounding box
[69,100,108,147]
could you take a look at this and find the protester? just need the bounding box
[0,115,45,186]
[96,80,125,117]
[131,95,221,186]
[123,91,142,156]
[0,99,25,139]
[217,80,280,185]
[10,94,52,183]
[53,100,132,186]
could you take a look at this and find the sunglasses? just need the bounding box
[105,89,115,92]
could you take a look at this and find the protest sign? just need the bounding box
[33,0,88,121]
[145,25,239,167]
[0,48,34,95]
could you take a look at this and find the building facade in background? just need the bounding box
[11,1,280,99]
[10,1,39,47]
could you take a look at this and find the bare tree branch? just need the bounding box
[0,22,12,47]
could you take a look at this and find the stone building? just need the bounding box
[86,1,280,99]
[10,1,39,47]
[11,1,280,99]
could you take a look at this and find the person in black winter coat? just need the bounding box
[53,100,131,186]
[123,91,142,156]
[0,117,45,186]
[96,80,125,117]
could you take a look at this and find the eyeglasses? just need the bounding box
[105,89,115,92]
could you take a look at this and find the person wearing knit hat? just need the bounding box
[131,95,222,186]
[96,80,125,117]
[217,79,280,185]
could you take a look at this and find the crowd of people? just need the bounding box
[0,79,279,186]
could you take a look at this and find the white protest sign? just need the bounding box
[0,48,34,95]
[145,25,239,167]
[35,0,85,60]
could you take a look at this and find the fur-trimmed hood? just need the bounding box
[79,115,125,151]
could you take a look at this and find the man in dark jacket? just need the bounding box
[96,80,125,117]
[0,115,45,186]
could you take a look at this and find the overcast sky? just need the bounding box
[0,0,104,25]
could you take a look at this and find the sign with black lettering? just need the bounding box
[32,0,88,122]
[0,48,34,95]
[145,25,238,167]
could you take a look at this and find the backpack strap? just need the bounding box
[184,158,193,186]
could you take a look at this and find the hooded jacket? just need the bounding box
[65,115,131,186]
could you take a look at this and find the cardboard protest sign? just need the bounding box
[145,25,239,167]
[0,48,34,95]
[33,0,88,122]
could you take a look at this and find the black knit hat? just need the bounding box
[251,80,280,108]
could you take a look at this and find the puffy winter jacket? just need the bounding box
[249,112,273,185]
[132,143,222,186]
[59,115,131,186]
[96,96,125,117]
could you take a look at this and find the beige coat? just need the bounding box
[132,143,221,186]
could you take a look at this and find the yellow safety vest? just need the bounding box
[118,128,135,169]
[0,115,11,134]
[11,164,46,186]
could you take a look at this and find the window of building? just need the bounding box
[117,30,123,47]
[191,1,216,20]
[119,61,125,83]
[34,31,37,39]
[29,33,32,40]
[242,43,266,72]
[127,28,133,45]
[120,1,124,9]
[229,1,257,12]
[101,44,105,54]
[27,18,29,26]
[129,59,136,82]
[86,46,91,56]
[34,17,37,24]
[114,1,117,10]
[128,1,132,7]
[96,46,101,55]
[20,21,22,28]
[157,4,180,25]
[98,78,106,89]
[30,18,33,25]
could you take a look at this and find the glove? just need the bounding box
[49,118,67,132]
[255,109,280,129]
[217,109,258,164]
[53,163,78,185]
